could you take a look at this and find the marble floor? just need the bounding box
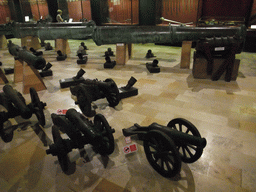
[0,38,256,192]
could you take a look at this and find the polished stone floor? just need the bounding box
[0,38,256,192]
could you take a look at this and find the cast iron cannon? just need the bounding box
[70,78,120,117]
[0,85,46,142]
[46,108,115,173]
[8,42,46,70]
[122,118,207,178]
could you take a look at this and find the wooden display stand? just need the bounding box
[14,58,24,83]
[55,39,71,55]
[0,35,7,49]
[23,63,47,94]
[116,43,132,65]
[0,68,8,84]
[14,58,46,94]
[21,36,41,50]
[192,53,240,81]
[180,41,192,69]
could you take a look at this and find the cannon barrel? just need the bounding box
[150,123,206,148]
[12,21,96,40]
[8,43,46,69]
[3,85,32,119]
[92,25,247,46]
[65,109,100,143]
[5,21,247,51]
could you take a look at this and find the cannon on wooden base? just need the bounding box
[122,118,207,178]
[146,59,160,73]
[70,78,120,117]
[0,85,46,142]
[46,108,115,174]
[59,69,86,88]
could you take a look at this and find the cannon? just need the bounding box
[0,85,46,142]
[122,118,207,178]
[3,21,246,51]
[46,108,115,173]
[8,42,46,70]
[70,78,120,117]
[146,59,160,73]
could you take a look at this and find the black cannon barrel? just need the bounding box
[92,25,247,46]
[8,43,46,69]
[65,109,100,142]
[151,124,207,148]
[3,85,32,119]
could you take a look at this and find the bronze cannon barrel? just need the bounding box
[3,85,32,119]
[92,25,247,46]
[8,43,46,69]
[13,21,96,40]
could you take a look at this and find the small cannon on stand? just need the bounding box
[46,108,115,174]
[0,85,46,142]
[70,78,120,117]
[122,118,207,178]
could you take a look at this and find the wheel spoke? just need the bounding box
[179,123,182,132]
[184,145,194,157]
[182,146,187,158]
[187,144,197,150]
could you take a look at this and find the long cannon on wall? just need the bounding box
[2,21,247,52]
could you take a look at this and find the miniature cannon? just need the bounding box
[60,69,86,88]
[45,42,53,51]
[104,56,116,69]
[8,43,46,70]
[39,62,53,77]
[77,53,88,64]
[145,49,155,58]
[30,47,43,56]
[122,118,207,178]
[146,59,160,73]
[56,50,67,61]
[104,48,114,57]
[0,85,46,142]
[70,78,120,117]
[46,108,115,173]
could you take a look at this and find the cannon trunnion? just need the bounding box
[46,108,115,174]
[0,85,46,142]
[122,118,207,178]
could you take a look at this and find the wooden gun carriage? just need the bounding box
[46,108,115,174]
[122,118,207,178]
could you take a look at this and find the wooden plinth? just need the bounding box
[180,41,192,69]
[14,58,24,83]
[23,63,47,94]
[21,36,41,50]
[0,68,8,84]
[0,35,7,49]
[116,43,132,65]
[55,39,71,55]
[193,54,240,81]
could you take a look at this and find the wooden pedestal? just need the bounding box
[193,53,240,81]
[23,63,47,94]
[0,35,7,49]
[0,68,8,84]
[116,43,132,65]
[14,59,24,83]
[21,36,41,50]
[180,41,192,69]
[55,39,71,55]
[14,58,46,93]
